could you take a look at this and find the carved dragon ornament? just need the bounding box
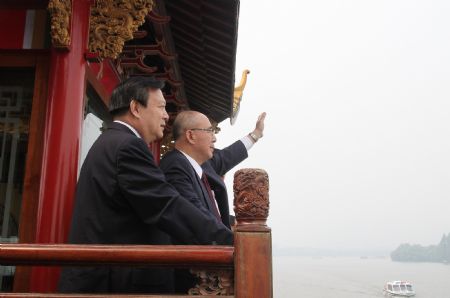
[188,269,234,295]
[234,168,270,220]
[89,0,155,59]
[48,0,72,48]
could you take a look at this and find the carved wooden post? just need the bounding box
[234,168,272,298]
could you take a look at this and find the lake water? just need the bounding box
[273,256,450,297]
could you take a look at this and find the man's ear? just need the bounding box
[186,129,196,144]
[129,100,140,118]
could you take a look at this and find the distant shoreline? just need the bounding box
[273,247,389,258]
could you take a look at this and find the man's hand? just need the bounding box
[252,112,266,139]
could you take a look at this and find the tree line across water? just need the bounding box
[391,232,450,263]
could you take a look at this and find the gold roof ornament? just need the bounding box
[230,69,250,125]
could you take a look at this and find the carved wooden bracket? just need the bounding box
[234,168,270,229]
[147,10,171,24]
[118,42,176,75]
[48,0,72,49]
[188,269,234,295]
[89,0,154,59]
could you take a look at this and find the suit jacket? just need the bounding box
[203,140,248,227]
[161,140,248,229]
[160,141,247,293]
[160,149,222,224]
[58,122,232,294]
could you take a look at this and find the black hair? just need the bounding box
[109,76,164,117]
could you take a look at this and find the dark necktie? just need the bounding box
[201,173,221,220]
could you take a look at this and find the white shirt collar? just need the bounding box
[178,149,203,178]
[114,120,141,138]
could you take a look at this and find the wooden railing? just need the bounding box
[0,169,272,297]
[0,245,234,268]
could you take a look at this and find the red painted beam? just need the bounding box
[0,10,26,48]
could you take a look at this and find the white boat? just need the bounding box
[383,281,415,297]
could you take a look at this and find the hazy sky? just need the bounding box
[215,0,450,252]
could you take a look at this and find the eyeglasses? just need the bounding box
[189,127,218,134]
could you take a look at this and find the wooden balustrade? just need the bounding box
[0,168,271,298]
[0,245,233,268]
[233,169,272,298]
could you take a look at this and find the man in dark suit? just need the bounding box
[161,111,265,228]
[58,77,233,294]
[160,110,265,292]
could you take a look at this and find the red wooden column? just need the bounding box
[30,0,91,292]
[233,169,273,298]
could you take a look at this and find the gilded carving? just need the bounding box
[188,269,234,295]
[230,69,250,125]
[89,0,154,59]
[48,0,71,48]
[234,168,269,220]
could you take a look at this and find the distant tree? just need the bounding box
[391,244,432,262]
[391,232,450,263]
[444,233,450,262]
[437,234,447,261]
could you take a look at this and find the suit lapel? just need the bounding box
[174,150,216,212]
